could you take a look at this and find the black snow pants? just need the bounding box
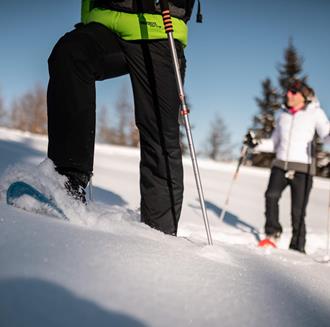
[264,167,313,252]
[47,23,185,235]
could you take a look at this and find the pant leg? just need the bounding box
[264,167,289,236]
[289,172,313,252]
[118,39,185,235]
[47,23,128,176]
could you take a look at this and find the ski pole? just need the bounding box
[324,184,330,262]
[219,144,249,221]
[159,0,213,245]
[88,176,94,202]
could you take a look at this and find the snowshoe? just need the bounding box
[6,181,68,220]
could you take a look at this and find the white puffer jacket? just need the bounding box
[256,99,330,166]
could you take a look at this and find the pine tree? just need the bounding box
[278,38,307,92]
[253,78,281,139]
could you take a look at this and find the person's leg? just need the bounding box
[289,172,313,253]
[264,167,289,237]
[47,23,128,193]
[119,39,185,235]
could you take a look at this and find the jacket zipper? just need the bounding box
[284,114,295,170]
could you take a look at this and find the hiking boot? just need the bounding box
[266,231,281,242]
[56,168,90,204]
[289,246,306,254]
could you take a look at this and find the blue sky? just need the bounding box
[1,1,329,153]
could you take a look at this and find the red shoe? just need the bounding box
[258,238,277,248]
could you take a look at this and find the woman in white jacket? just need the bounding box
[254,79,329,253]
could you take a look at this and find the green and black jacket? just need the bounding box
[81,0,196,46]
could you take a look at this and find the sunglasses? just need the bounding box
[288,88,300,95]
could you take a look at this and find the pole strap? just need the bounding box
[196,0,203,23]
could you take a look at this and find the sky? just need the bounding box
[0,0,329,153]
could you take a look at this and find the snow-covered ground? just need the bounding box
[1,127,330,327]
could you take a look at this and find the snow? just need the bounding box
[0,127,330,327]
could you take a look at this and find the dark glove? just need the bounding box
[243,130,259,148]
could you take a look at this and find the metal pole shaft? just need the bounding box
[183,108,213,245]
[88,177,93,202]
[219,145,248,221]
[326,186,330,256]
[167,31,213,245]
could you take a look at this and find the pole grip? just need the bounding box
[159,0,173,33]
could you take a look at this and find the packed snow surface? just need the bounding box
[0,127,330,327]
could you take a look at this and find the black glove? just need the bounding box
[243,130,259,148]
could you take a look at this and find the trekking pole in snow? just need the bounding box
[159,0,213,245]
[323,185,330,262]
[88,176,94,202]
[219,144,249,222]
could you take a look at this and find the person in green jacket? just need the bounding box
[47,0,197,235]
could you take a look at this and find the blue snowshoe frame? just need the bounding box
[7,181,68,220]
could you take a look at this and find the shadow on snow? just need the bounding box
[0,278,147,327]
[204,200,261,242]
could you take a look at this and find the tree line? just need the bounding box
[0,81,233,161]
[0,85,47,134]
[0,83,139,146]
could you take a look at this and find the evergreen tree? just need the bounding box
[278,38,307,92]
[253,78,281,138]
